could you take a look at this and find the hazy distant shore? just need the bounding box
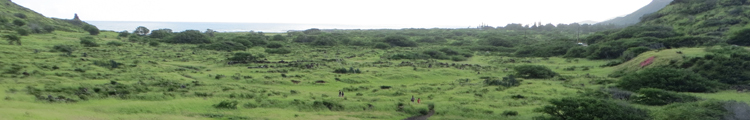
[87,21,467,33]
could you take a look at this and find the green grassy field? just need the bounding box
[1,31,749,120]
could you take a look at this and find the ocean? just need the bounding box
[87,21,468,33]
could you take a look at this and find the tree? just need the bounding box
[168,30,211,44]
[134,26,150,36]
[199,41,247,51]
[617,67,721,92]
[80,37,99,47]
[83,25,100,35]
[3,35,21,45]
[118,30,130,37]
[205,29,216,37]
[228,52,264,63]
[728,27,750,46]
[271,34,286,41]
[535,97,651,120]
[149,29,172,39]
[513,65,558,79]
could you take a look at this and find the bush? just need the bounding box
[148,41,160,47]
[266,42,283,48]
[3,35,21,45]
[83,25,100,35]
[617,67,721,92]
[374,42,390,49]
[106,41,124,46]
[14,13,27,19]
[633,88,700,106]
[149,29,172,39]
[502,111,518,116]
[271,34,286,41]
[80,37,99,47]
[312,100,345,111]
[620,46,651,61]
[228,52,264,63]
[654,100,727,120]
[513,65,558,79]
[199,41,246,51]
[52,45,75,53]
[451,56,467,61]
[681,54,750,84]
[264,48,291,54]
[12,19,25,26]
[600,60,624,67]
[16,28,29,36]
[728,27,750,46]
[383,36,417,47]
[484,75,522,87]
[118,31,130,37]
[535,97,650,120]
[213,100,239,109]
[168,30,211,44]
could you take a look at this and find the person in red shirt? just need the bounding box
[417,98,421,104]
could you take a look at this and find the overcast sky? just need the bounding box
[13,0,652,26]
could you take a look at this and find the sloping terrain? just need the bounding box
[598,0,674,27]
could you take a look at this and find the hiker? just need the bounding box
[418,98,421,104]
[339,90,343,97]
[411,96,415,102]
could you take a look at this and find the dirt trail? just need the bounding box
[403,110,435,120]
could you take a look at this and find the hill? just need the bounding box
[597,0,673,27]
[0,0,92,34]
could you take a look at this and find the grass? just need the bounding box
[0,30,749,120]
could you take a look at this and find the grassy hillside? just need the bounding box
[0,0,90,34]
[597,0,674,27]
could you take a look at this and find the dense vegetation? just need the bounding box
[3,0,750,120]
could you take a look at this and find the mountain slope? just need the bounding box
[597,0,673,27]
[639,0,750,36]
[0,0,90,33]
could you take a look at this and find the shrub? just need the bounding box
[266,42,283,48]
[52,45,75,53]
[620,46,651,61]
[13,13,27,19]
[383,36,417,47]
[633,88,700,106]
[654,100,727,120]
[374,42,390,49]
[213,100,239,109]
[312,100,345,111]
[228,52,265,63]
[12,19,25,26]
[451,56,467,61]
[3,34,21,45]
[118,31,130,37]
[199,41,246,51]
[513,65,558,79]
[79,37,99,47]
[264,48,291,54]
[484,75,522,87]
[16,28,29,36]
[106,41,124,46]
[535,97,651,120]
[728,27,750,46]
[148,41,159,47]
[168,30,211,44]
[502,111,518,116]
[617,67,721,92]
[149,29,172,39]
[600,60,624,67]
[83,25,100,35]
[271,34,286,41]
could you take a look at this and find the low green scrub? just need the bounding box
[617,67,722,92]
[264,48,291,54]
[535,97,650,120]
[633,88,700,106]
[513,65,558,79]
